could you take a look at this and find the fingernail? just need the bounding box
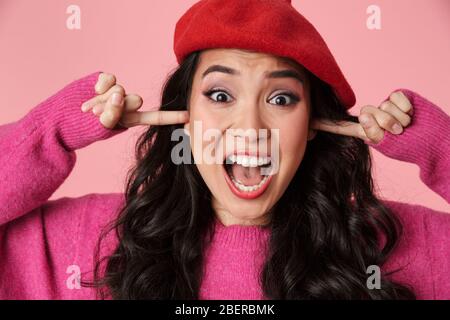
[393,123,403,134]
[81,103,88,112]
[112,93,123,105]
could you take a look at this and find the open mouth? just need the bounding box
[222,153,274,200]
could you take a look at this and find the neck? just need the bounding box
[212,199,271,227]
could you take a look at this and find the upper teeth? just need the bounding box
[226,155,271,167]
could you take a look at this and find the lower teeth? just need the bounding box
[230,174,269,192]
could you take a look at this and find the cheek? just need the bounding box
[187,104,229,191]
[189,107,226,162]
[281,120,308,151]
[189,99,228,138]
[276,110,310,170]
[280,132,307,171]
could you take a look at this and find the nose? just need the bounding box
[228,102,270,146]
[234,101,267,128]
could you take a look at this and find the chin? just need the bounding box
[212,188,278,225]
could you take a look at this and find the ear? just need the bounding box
[307,127,317,141]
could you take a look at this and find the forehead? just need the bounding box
[198,48,306,75]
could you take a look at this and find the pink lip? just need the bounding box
[222,164,273,200]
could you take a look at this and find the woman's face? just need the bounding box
[185,48,315,226]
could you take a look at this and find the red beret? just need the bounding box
[173,0,356,109]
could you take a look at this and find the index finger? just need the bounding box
[120,110,189,127]
[310,118,367,140]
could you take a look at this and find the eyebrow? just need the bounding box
[201,64,305,85]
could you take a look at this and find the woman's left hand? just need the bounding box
[310,91,414,144]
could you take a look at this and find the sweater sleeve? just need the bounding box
[366,88,449,203]
[365,88,450,299]
[0,71,128,226]
[0,72,130,299]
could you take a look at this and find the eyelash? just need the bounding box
[202,89,301,106]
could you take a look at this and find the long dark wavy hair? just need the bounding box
[83,50,416,299]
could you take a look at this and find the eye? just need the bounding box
[203,89,233,104]
[268,92,300,107]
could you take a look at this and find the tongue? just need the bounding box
[231,164,263,186]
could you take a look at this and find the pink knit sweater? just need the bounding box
[0,72,448,300]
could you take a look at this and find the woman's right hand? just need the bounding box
[80,72,189,129]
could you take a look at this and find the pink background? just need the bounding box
[0,0,449,212]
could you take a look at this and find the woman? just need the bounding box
[0,0,448,300]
